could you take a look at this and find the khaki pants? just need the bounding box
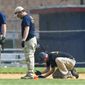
[55,57,76,75]
[23,37,37,76]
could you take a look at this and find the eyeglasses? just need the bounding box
[15,11,22,15]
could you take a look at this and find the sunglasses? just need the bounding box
[15,11,22,15]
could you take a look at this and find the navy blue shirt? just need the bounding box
[21,15,36,41]
[0,12,6,33]
[46,51,74,68]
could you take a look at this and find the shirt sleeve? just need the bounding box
[23,16,30,27]
[0,13,6,24]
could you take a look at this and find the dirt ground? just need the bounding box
[0,73,85,79]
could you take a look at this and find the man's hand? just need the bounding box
[1,36,6,44]
[21,41,25,47]
[0,36,6,44]
[38,75,45,78]
[0,36,6,50]
[35,70,42,75]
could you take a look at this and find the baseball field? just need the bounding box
[0,67,85,85]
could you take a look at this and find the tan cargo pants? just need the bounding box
[23,37,37,77]
[55,57,76,75]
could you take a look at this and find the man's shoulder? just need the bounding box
[22,15,31,23]
[49,51,72,57]
[50,51,59,55]
[23,15,29,19]
[48,51,58,57]
[0,12,5,16]
[23,15,33,21]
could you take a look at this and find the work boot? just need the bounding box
[71,68,79,79]
[21,74,34,79]
[63,71,73,79]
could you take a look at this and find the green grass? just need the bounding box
[0,67,27,73]
[76,68,85,73]
[0,79,85,85]
[36,67,85,73]
[0,67,84,73]
[0,67,84,85]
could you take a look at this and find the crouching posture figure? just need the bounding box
[35,51,79,79]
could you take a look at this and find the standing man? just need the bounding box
[35,51,79,79]
[14,6,37,79]
[0,12,6,51]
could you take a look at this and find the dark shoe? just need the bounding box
[21,74,33,79]
[63,71,73,79]
[71,68,79,79]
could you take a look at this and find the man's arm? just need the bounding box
[21,26,29,47]
[41,67,50,74]
[22,26,29,41]
[35,67,50,77]
[43,67,55,77]
[2,24,6,37]
[1,24,7,50]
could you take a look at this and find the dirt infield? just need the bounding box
[0,73,85,79]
